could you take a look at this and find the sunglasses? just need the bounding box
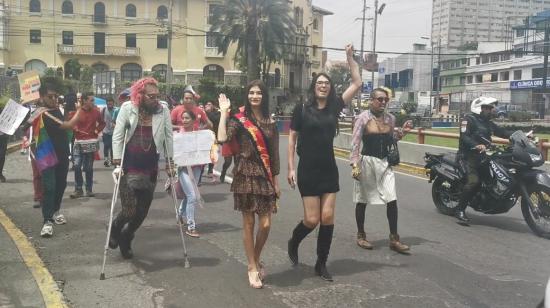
[145,93,160,100]
[374,97,389,103]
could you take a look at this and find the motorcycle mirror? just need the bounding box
[526,130,534,137]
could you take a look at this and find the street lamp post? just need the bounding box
[371,0,386,89]
[421,36,433,117]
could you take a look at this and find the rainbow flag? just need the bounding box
[32,114,58,172]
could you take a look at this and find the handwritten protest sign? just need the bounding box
[173,130,215,166]
[18,71,41,103]
[0,99,30,135]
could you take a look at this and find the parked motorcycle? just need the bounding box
[424,131,550,239]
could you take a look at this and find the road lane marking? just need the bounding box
[0,208,68,308]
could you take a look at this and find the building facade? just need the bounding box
[377,43,432,103]
[0,0,330,97]
[432,0,550,49]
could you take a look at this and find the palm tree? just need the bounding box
[210,0,296,83]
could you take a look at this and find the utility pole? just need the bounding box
[166,0,174,98]
[435,37,441,115]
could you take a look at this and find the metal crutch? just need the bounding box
[100,130,127,280]
[167,155,191,268]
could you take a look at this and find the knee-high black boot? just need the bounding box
[288,221,314,266]
[118,225,135,259]
[315,224,334,281]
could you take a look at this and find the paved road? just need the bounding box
[0,137,549,308]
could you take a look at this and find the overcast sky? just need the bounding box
[313,0,433,61]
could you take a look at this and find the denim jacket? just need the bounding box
[112,101,174,160]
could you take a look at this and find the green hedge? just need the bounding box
[508,111,532,122]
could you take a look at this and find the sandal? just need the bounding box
[248,271,263,289]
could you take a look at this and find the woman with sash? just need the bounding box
[217,80,280,289]
[287,44,362,281]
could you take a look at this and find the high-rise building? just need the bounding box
[432,0,550,48]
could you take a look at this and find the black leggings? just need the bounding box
[0,134,8,176]
[355,200,398,234]
[112,175,156,237]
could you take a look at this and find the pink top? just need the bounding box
[349,110,402,165]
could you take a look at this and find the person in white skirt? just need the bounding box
[349,87,413,253]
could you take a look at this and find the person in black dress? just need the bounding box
[287,45,362,281]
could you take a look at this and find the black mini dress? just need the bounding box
[290,98,344,197]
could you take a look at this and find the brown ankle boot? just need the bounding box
[356,232,373,249]
[389,234,409,253]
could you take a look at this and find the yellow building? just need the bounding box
[0,0,331,95]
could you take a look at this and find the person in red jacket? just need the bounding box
[69,92,105,198]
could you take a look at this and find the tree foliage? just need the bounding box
[209,0,296,82]
[328,65,350,94]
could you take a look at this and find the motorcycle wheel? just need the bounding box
[521,184,550,239]
[432,177,460,216]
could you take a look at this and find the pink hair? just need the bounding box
[130,77,158,106]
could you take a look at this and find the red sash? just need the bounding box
[234,112,273,185]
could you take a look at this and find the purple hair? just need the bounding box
[130,77,158,106]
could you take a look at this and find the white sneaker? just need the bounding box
[40,222,53,237]
[53,213,66,225]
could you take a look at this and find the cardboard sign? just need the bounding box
[0,99,30,135]
[18,71,41,103]
[173,130,215,166]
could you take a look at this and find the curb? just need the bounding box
[333,147,428,178]
[0,209,68,308]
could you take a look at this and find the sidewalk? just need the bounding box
[0,215,44,308]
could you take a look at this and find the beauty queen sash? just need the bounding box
[233,112,273,185]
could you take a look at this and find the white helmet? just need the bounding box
[470,96,498,114]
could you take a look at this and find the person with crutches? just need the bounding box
[107,77,174,259]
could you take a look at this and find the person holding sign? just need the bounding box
[109,77,174,259]
[175,110,209,238]
[286,45,362,282]
[30,77,82,237]
[217,80,280,289]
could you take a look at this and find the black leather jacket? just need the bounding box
[458,113,511,158]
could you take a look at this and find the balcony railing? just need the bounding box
[204,47,224,58]
[57,44,140,57]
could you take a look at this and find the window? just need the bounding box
[312,45,318,57]
[501,53,511,61]
[94,2,106,23]
[30,30,41,43]
[460,76,466,85]
[475,74,482,83]
[121,63,142,81]
[313,18,319,31]
[29,0,41,13]
[62,31,73,45]
[206,32,218,48]
[208,4,222,24]
[94,32,105,54]
[513,70,522,80]
[476,57,480,65]
[125,4,136,18]
[274,68,281,88]
[491,73,498,82]
[152,64,169,82]
[515,48,524,58]
[467,75,473,84]
[157,35,167,49]
[203,64,224,83]
[61,0,73,14]
[500,71,509,81]
[490,54,500,62]
[481,55,490,64]
[25,59,47,74]
[126,33,136,48]
[157,5,168,19]
[92,63,108,72]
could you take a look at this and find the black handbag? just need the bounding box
[387,139,400,166]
